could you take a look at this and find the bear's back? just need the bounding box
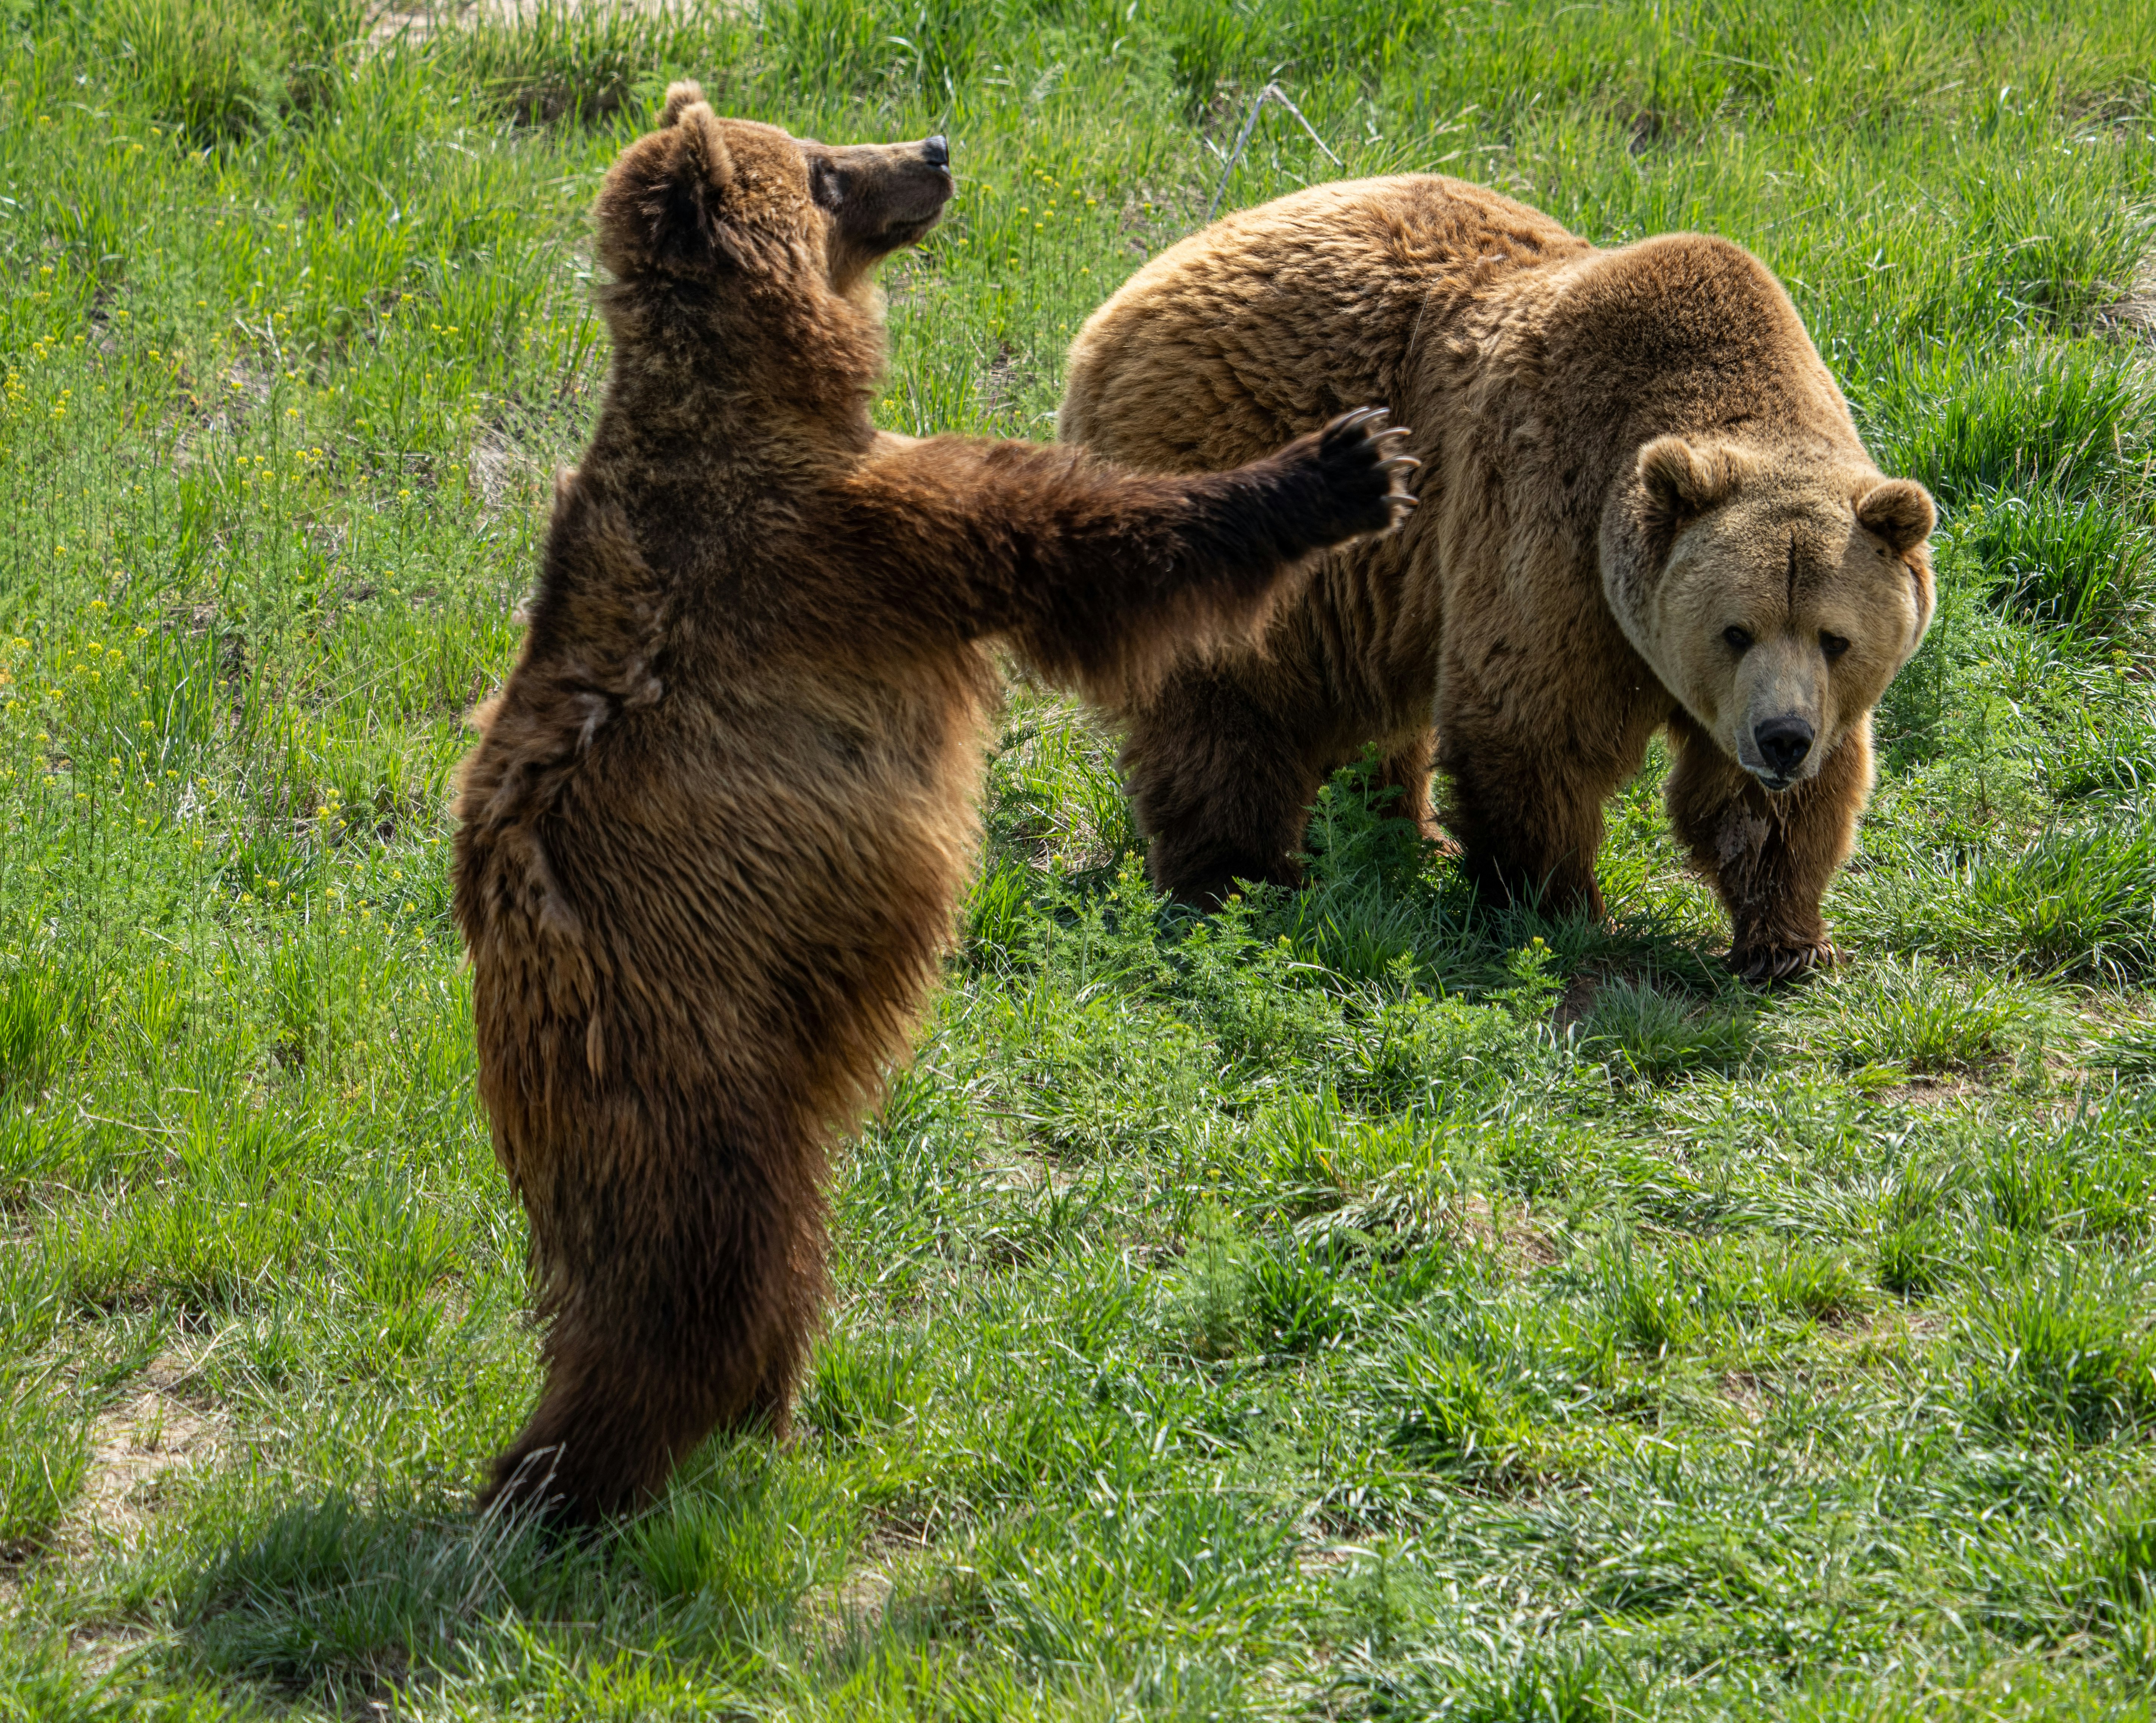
[1527,231,1857,461]
[1061,174,1589,475]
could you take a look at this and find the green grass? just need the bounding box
[3,0,2156,1715]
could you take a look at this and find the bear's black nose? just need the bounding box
[922,135,949,168]
[1754,716,1814,778]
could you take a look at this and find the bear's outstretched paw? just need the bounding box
[1732,939,1844,986]
[1299,407,1419,542]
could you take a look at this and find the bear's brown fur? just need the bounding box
[1059,176,1936,979]
[452,89,1415,1524]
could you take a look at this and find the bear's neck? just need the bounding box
[594,281,886,465]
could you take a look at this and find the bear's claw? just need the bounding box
[1308,407,1419,541]
[1733,940,1843,986]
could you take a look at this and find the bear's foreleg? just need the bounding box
[1441,755,1606,918]
[1438,714,1644,920]
[1435,643,1663,919]
[1665,712,1869,982]
[840,410,1414,707]
[1007,412,1416,703]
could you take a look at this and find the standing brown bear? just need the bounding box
[452,86,1415,1524]
[1060,176,1937,980]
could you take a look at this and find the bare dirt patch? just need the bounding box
[69,1355,229,1550]
[2103,295,2156,339]
[1871,1072,1983,1108]
[1449,1190,1560,1272]
[365,0,677,50]
[800,1560,906,1658]
[2099,244,2156,341]
[1551,971,1601,1033]
[826,1566,895,1627]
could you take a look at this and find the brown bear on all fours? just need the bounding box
[452,86,1416,1526]
[1059,176,1937,981]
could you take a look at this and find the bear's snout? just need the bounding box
[1752,714,1814,785]
[811,137,955,251]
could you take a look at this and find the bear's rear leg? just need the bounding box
[1373,729,1458,857]
[480,1251,820,1527]
[480,1338,693,1527]
[482,1327,806,1527]
[1121,669,1327,909]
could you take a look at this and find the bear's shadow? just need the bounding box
[175,1440,842,1704]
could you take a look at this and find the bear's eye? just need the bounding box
[1820,632,1850,660]
[1723,626,1753,652]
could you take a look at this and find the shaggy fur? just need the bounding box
[452,89,1415,1525]
[1059,176,1936,979]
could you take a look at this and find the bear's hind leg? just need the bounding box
[1120,667,1327,909]
[481,1176,824,1527]
[482,1308,809,1527]
[740,1200,830,1443]
[480,1324,689,1526]
[1374,728,1456,855]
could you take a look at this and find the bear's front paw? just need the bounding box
[1297,407,1419,543]
[1732,939,1844,986]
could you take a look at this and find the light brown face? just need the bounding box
[593,81,954,293]
[1617,438,1936,789]
[801,133,954,289]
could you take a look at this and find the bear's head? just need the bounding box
[1608,438,1936,790]
[593,82,953,301]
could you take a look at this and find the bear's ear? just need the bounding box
[1637,435,1747,529]
[660,79,705,128]
[651,106,737,270]
[1855,477,1935,555]
[597,102,739,277]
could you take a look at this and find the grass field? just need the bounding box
[3,0,2156,1715]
